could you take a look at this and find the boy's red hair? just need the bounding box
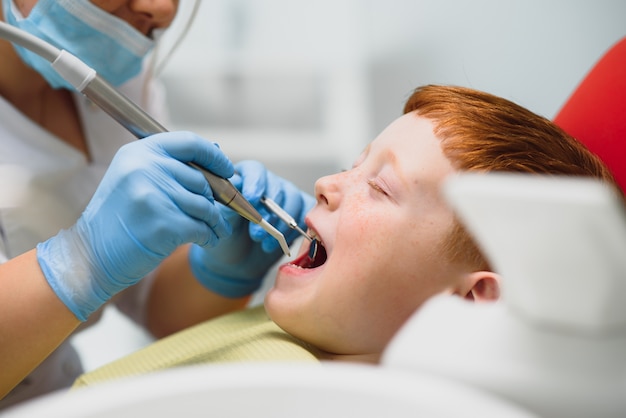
[404,85,617,269]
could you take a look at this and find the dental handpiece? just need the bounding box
[79,74,291,257]
[0,20,290,257]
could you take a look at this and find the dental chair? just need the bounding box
[1,361,535,417]
[4,174,623,418]
[553,36,626,192]
[383,173,626,418]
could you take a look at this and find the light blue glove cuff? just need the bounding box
[189,244,264,298]
[36,226,105,322]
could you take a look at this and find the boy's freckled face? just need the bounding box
[265,113,461,357]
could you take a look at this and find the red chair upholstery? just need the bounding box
[554,37,626,192]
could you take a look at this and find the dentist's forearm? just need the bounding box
[0,249,80,399]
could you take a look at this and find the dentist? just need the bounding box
[0,0,312,407]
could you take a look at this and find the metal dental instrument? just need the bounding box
[0,21,291,256]
[261,196,313,242]
[261,196,318,259]
[308,239,319,260]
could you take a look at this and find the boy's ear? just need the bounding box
[460,271,501,303]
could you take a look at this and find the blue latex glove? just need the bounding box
[189,160,314,298]
[37,132,234,321]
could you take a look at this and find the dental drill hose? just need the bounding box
[0,21,290,255]
[79,75,262,225]
[72,69,291,255]
[76,71,290,255]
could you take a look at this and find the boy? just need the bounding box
[74,84,617,386]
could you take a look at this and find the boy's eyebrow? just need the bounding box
[363,143,408,187]
[352,143,372,167]
[384,148,409,188]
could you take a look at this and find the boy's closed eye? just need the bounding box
[367,179,389,196]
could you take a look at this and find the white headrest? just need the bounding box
[381,174,626,417]
[443,173,626,333]
[382,295,626,418]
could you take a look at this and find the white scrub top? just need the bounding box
[0,70,169,409]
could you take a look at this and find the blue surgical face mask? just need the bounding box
[2,0,155,90]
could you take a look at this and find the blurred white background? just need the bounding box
[73,0,626,372]
[159,0,626,195]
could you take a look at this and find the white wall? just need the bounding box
[363,0,626,132]
[159,0,371,195]
[157,0,626,194]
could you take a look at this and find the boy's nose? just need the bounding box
[314,171,350,211]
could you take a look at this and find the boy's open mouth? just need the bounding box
[291,239,328,269]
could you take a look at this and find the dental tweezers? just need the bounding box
[262,196,320,260]
[261,196,313,242]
